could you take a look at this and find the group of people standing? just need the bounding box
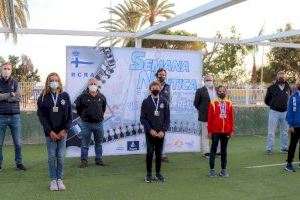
[0,61,300,191]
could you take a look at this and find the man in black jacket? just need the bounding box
[141,81,170,183]
[265,71,291,154]
[155,68,172,162]
[75,78,107,167]
[194,74,220,158]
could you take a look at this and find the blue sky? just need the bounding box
[0,0,300,82]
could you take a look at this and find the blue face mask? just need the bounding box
[49,81,59,89]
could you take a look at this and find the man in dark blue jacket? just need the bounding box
[155,68,171,162]
[0,62,26,171]
[140,81,170,183]
[285,80,300,172]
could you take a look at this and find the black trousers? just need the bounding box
[145,135,164,174]
[209,134,230,170]
[287,128,300,164]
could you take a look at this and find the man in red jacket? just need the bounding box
[207,85,234,177]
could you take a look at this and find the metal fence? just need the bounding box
[18,82,268,111]
[228,88,267,106]
[19,82,43,111]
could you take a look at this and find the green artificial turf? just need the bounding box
[0,135,299,200]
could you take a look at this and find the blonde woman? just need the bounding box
[37,72,72,191]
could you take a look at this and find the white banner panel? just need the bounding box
[65,46,202,157]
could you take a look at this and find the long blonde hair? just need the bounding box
[41,72,63,97]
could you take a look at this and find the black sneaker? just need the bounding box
[0,165,2,171]
[16,164,26,171]
[155,173,165,182]
[280,149,288,153]
[285,163,296,172]
[145,174,152,183]
[266,150,272,155]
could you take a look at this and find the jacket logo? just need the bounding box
[61,99,65,105]
[160,103,164,108]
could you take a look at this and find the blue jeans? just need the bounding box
[0,114,22,165]
[80,121,104,162]
[46,137,66,180]
[266,109,288,151]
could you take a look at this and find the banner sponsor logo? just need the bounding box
[127,141,140,151]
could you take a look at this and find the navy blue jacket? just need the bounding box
[160,83,171,103]
[286,92,300,128]
[0,77,20,115]
[37,91,72,136]
[140,95,170,135]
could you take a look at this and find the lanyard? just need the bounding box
[219,101,226,115]
[151,96,159,111]
[51,93,59,107]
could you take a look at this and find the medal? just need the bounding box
[53,106,59,112]
[219,102,227,119]
[151,96,160,117]
[51,93,59,113]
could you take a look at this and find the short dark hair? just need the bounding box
[155,68,167,77]
[149,81,161,90]
[1,62,12,68]
[216,85,227,91]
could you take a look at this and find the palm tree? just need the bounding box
[133,0,175,26]
[0,0,29,42]
[98,0,141,46]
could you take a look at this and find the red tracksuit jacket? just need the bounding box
[207,98,234,136]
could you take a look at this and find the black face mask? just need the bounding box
[277,78,285,84]
[218,93,226,99]
[158,77,165,83]
[151,89,160,96]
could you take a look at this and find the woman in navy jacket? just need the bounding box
[37,72,72,191]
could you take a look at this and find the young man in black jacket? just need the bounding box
[75,78,107,168]
[140,81,170,183]
[265,71,291,154]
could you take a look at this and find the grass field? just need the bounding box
[0,135,299,200]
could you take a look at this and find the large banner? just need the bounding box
[65,46,202,157]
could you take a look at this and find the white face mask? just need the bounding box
[204,81,213,88]
[1,69,11,79]
[88,85,98,92]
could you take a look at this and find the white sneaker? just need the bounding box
[57,179,66,190]
[50,180,58,191]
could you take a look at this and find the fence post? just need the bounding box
[245,84,249,105]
